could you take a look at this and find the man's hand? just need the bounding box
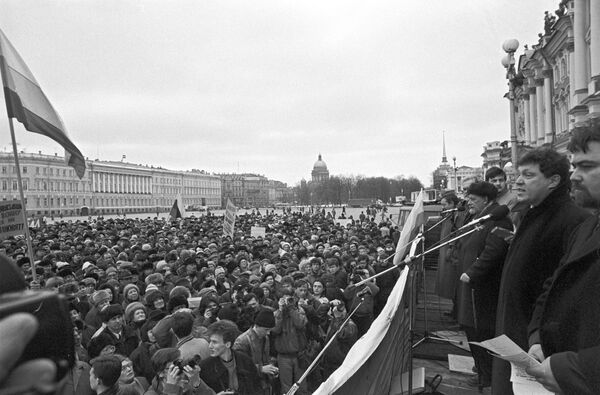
[528,344,545,362]
[459,273,470,283]
[165,364,181,385]
[526,356,562,393]
[261,364,279,376]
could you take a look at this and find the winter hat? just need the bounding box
[123,284,140,300]
[124,302,146,323]
[169,285,191,300]
[101,304,124,322]
[145,284,159,294]
[217,303,240,322]
[254,308,275,328]
[82,261,96,271]
[91,290,111,306]
[167,295,189,313]
[145,290,164,306]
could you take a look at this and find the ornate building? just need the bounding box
[505,0,600,156]
[311,154,330,182]
[0,151,221,216]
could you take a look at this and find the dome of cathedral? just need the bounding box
[313,154,328,170]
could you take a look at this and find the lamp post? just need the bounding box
[502,39,519,170]
[452,156,458,193]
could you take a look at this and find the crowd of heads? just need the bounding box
[2,205,399,393]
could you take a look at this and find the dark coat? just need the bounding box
[527,215,600,395]
[435,210,469,299]
[455,203,511,330]
[199,351,262,395]
[492,187,590,395]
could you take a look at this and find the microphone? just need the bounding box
[441,206,466,214]
[461,205,509,229]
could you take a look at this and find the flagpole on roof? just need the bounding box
[6,117,37,282]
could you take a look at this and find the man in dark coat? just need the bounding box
[526,124,600,394]
[200,319,262,395]
[492,148,591,395]
[455,182,512,388]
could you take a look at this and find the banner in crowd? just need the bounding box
[223,199,237,238]
[0,28,86,178]
[250,226,266,238]
[314,190,424,395]
[169,194,186,219]
[393,190,424,266]
[0,200,26,239]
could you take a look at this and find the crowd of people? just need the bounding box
[0,201,402,394]
[434,122,600,394]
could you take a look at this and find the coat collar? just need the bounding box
[561,216,600,264]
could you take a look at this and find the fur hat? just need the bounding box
[101,304,123,322]
[124,302,146,323]
[123,284,140,300]
[90,290,111,306]
[254,308,275,328]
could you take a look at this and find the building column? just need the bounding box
[523,95,531,144]
[589,0,600,91]
[535,79,545,145]
[529,90,538,145]
[573,0,589,104]
[543,69,553,143]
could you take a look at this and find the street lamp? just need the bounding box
[452,156,458,193]
[502,38,519,171]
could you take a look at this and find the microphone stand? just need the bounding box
[353,225,481,289]
[285,299,365,395]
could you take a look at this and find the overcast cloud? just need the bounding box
[0,1,555,185]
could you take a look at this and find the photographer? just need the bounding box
[343,268,379,337]
[145,348,214,395]
[271,290,308,395]
[321,300,358,378]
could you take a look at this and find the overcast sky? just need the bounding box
[0,1,556,186]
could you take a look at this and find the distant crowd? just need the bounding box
[1,205,401,395]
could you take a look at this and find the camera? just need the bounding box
[0,289,75,381]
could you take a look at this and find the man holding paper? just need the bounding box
[526,123,600,394]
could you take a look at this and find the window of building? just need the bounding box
[12,181,17,191]
[43,168,46,175]
[42,182,47,191]
[23,181,27,190]
[23,167,27,174]
[49,168,53,176]
[1,181,5,191]
[36,198,40,207]
[43,198,47,207]
[35,167,39,174]
[50,198,54,206]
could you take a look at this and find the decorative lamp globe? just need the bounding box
[501,54,512,68]
[502,39,519,53]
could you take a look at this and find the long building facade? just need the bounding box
[0,151,221,216]
[506,0,600,157]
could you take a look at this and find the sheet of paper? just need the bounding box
[470,334,553,394]
[447,354,474,374]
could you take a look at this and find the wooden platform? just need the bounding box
[411,268,491,394]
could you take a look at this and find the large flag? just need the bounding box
[314,267,411,395]
[393,190,425,266]
[169,194,186,219]
[0,28,85,179]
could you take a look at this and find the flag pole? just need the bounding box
[7,117,37,282]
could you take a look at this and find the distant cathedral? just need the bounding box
[311,154,329,182]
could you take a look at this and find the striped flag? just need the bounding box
[0,28,85,178]
[393,190,425,266]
